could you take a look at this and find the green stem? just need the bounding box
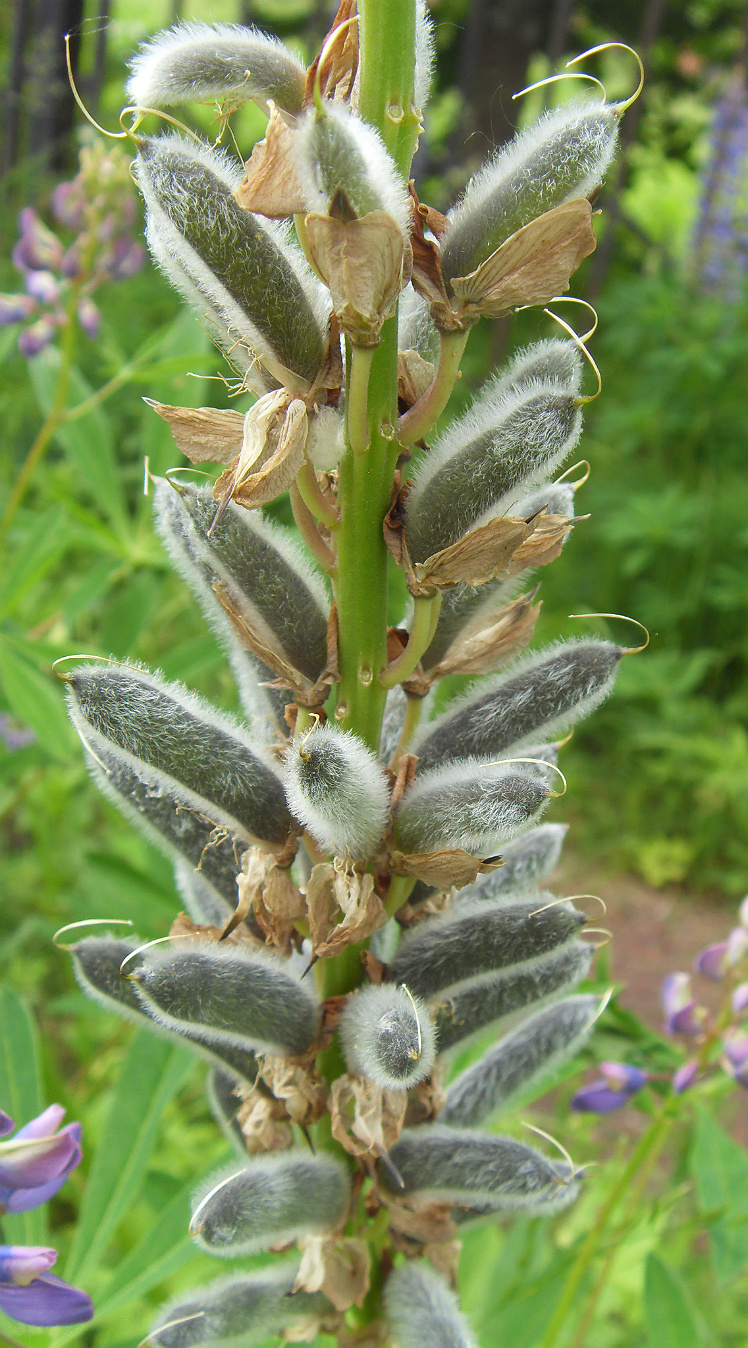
[398,329,469,445]
[380,592,441,688]
[289,482,336,573]
[296,457,339,528]
[389,692,426,767]
[348,346,375,456]
[538,1106,674,1348]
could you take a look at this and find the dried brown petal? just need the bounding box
[304,211,406,347]
[294,1236,370,1312]
[398,348,435,409]
[427,589,541,681]
[236,1091,293,1154]
[236,847,306,949]
[304,0,359,106]
[385,1194,457,1245]
[213,390,308,513]
[146,401,244,464]
[306,864,387,958]
[236,104,307,217]
[330,1074,407,1158]
[390,848,504,889]
[256,1054,328,1126]
[505,512,574,577]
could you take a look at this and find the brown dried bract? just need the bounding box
[236,1091,293,1154]
[390,847,504,889]
[426,588,541,681]
[304,0,359,106]
[213,390,308,515]
[304,211,406,347]
[330,1074,407,1158]
[294,1235,370,1312]
[404,1065,446,1127]
[235,848,306,951]
[407,184,461,331]
[505,511,574,577]
[305,862,387,958]
[235,104,306,218]
[385,1193,457,1245]
[397,348,435,409]
[168,912,258,948]
[385,505,537,596]
[145,401,244,465]
[256,1054,329,1127]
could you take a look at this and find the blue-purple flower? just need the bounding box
[672,1059,699,1094]
[571,1061,648,1114]
[0,1247,93,1327]
[722,1032,748,1088]
[662,973,705,1037]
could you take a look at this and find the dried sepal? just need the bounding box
[305,863,387,957]
[148,403,244,464]
[330,1074,407,1159]
[236,105,307,218]
[441,994,599,1126]
[384,1262,478,1348]
[305,0,359,105]
[127,23,307,114]
[212,389,309,512]
[146,1264,330,1348]
[304,211,407,347]
[389,848,503,891]
[189,1151,350,1255]
[285,724,390,861]
[424,588,540,681]
[458,823,569,904]
[338,984,437,1090]
[394,761,551,856]
[236,848,306,950]
[294,1235,370,1313]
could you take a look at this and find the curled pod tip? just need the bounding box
[338,983,437,1090]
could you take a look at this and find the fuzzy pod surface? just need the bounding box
[338,984,436,1090]
[135,136,328,384]
[394,760,550,854]
[441,993,599,1126]
[413,640,622,773]
[458,823,569,903]
[440,100,619,282]
[206,1067,247,1153]
[66,661,292,844]
[296,102,410,233]
[190,1151,350,1255]
[385,1262,478,1348]
[130,942,320,1057]
[147,1264,328,1348]
[284,724,390,860]
[155,480,329,685]
[127,22,307,113]
[383,1125,580,1214]
[389,895,585,1001]
[404,379,582,562]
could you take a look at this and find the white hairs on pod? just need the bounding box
[412,638,622,773]
[130,940,321,1057]
[189,1151,350,1255]
[284,723,390,860]
[295,102,411,236]
[65,660,292,845]
[510,479,577,520]
[338,984,436,1089]
[379,684,408,765]
[414,0,437,112]
[205,1066,246,1155]
[173,862,234,928]
[398,288,440,362]
[441,993,600,1126]
[385,1262,478,1348]
[127,22,307,113]
[489,338,583,401]
[394,758,551,854]
[457,823,569,904]
[440,100,619,282]
[146,1263,329,1348]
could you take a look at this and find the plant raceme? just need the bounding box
[58,5,640,1343]
[0,1107,92,1327]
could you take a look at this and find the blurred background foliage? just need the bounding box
[3,1,748,1345]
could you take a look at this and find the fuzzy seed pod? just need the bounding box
[190,1152,350,1255]
[284,724,390,860]
[155,480,330,691]
[174,862,234,928]
[379,684,408,765]
[394,760,550,855]
[404,376,582,562]
[490,338,583,400]
[135,136,328,386]
[338,984,436,1090]
[511,480,576,520]
[69,937,258,1085]
[398,289,439,362]
[296,103,410,234]
[385,1262,478,1348]
[413,640,622,773]
[206,1067,246,1153]
[127,23,307,114]
[382,1125,580,1215]
[441,994,599,1126]
[147,1265,328,1348]
[440,100,619,283]
[66,661,292,844]
[435,939,592,1052]
[457,823,569,903]
[130,941,321,1057]
[389,895,585,1001]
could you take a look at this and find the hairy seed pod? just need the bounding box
[457,823,569,903]
[147,1264,329,1348]
[296,103,410,234]
[135,136,328,385]
[435,940,592,1052]
[206,1067,247,1153]
[87,747,244,910]
[389,895,585,1001]
[379,684,408,765]
[155,480,330,688]
[440,101,619,283]
[66,661,292,844]
[130,941,321,1057]
[490,338,583,400]
[511,480,576,520]
[385,1262,478,1348]
[127,23,307,114]
[284,724,390,860]
[413,640,622,773]
[398,289,439,362]
[338,984,436,1089]
[441,994,599,1126]
[404,379,582,562]
[174,862,233,928]
[382,1125,580,1215]
[69,937,258,1085]
[190,1152,350,1255]
[394,761,550,854]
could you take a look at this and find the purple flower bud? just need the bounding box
[51,181,85,230]
[76,297,100,338]
[662,973,705,1036]
[571,1081,634,1113]
[0,293,36,325]
[0,715,36,750]
[0,1271,93,1327]
[695,941,729,981]
[726,926,748,966]
[722,1031,748,1086]
[0,1106,82,1212]
[733,982,748,1013]
[107,237,146,280]
[18,317,57,358]
[672,1059,699,1094]
[0,1113,14,1138]
[24,270,60,306]
[61,245,84,280]
[599,1061,648,1092]
[0,1246,57,1285]
[15,208,63,271]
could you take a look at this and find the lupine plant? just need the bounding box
[55,5,644,1344]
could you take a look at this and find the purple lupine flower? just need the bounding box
[0,1104,82,1213]
[0,715,36,750]
[76,297,100,338]
[726,926,748,966]
[662,973,705,1036]
[13,208,63,272]
[0,1254,93,1327]
[0,1112,13,1137]
[24,269,60,306]
[571,1061,647,1113]
[672,1059,699,1094]
[102,237,145,280]
[18,316,57,358]
[722,1032,748,1087]
[0,293,36,325]
[51,181,85,231]
[0,1247,57,1283]
[695,941,729,981]
[733,982,748,1014]
[61,244,84,280]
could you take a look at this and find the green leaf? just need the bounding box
[0,636,73,759]
[0,507,77,619]
[64,1030,194,1283]
[0,984,46,1244]
[644,1254,701,1348]
[690,1108,748,1281]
